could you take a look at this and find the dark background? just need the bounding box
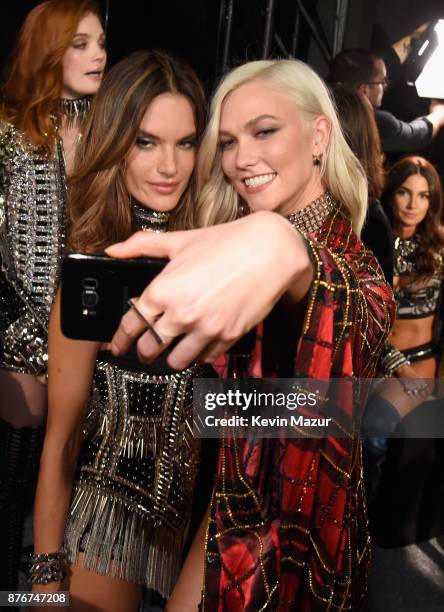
[2,0,444,88]
[2,0,444,169]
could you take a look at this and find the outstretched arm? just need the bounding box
[107,211,313,370]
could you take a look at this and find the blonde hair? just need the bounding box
[196,59,368,234]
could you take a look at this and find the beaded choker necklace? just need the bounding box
[132,201,170,233]
[393,236,419,276]
[286,191,338,234]
[59,96,92,129]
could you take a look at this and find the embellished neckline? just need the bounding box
[58,96,92,129]
[286,191,338,234]
[132,201,170,233]
[394,235,419,244]
[393,235,419,276]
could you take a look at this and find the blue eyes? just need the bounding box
[256,128,277,137]
[218,127,278,150]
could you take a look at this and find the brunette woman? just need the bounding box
[363,156,444,539]
[32,50,206,612]
[330,83,393,284]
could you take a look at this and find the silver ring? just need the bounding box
[127,299,164,346]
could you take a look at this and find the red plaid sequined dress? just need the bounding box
[202,193,394,611]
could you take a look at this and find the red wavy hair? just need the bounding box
[1,0,100,155]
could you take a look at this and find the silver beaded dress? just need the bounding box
[64,204,205,597]
[0,120,67,374]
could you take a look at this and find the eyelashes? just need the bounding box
[135,138,197,150]
[218,127,279,150]
[218,139,234,150]
[72,39,106,49]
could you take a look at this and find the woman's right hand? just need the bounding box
[107,211,313,370]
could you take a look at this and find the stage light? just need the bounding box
[415,20,444,98]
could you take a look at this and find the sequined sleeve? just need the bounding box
[0,122,64,374]
[298,232,395,379]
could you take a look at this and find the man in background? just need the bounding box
[328,43,444,154]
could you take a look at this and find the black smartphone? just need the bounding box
[61,253,168,342]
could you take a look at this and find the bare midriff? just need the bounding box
[389,315,436,377]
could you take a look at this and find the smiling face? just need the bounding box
[124,93,197,212]
[218,79,329,216]
[392,173,431,237]
[62,12,106,99]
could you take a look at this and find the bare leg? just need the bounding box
[166,508,209,612]
[0,370,47,589]
[67,554,142,612]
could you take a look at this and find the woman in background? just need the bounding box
[0,0,105,589]
[363,156,444,544]
[330,83,393,284]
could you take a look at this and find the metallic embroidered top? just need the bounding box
[393,235,443,319]
[286,190,338,234]
[393,235,419,275]
[0,120,67,374]
[203,201,395,611]
[64,206,204,597]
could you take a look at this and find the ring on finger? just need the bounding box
[127,299,164,346]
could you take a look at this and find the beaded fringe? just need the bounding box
[64,484,185,597]
[89,409,162,459]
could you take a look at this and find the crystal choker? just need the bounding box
[286,191,338,234]
[58,96,92,129]
[132,201,170,233]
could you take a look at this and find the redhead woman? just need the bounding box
[0,0,105,589]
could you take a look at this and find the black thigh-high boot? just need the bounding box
[362,395,401,504]
[0,418,45,590]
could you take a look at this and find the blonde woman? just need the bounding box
[109,59,395,611]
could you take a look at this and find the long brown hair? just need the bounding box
[68,49,206,252]
[382,156,444,280]
[1,0,100,155]
[330,84,384,200]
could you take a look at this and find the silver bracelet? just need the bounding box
[380,346,411,376]
[29,550,67,585]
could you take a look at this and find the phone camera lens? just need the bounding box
[82,289,98,308]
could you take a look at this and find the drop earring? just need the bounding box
[312,154,321,166]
